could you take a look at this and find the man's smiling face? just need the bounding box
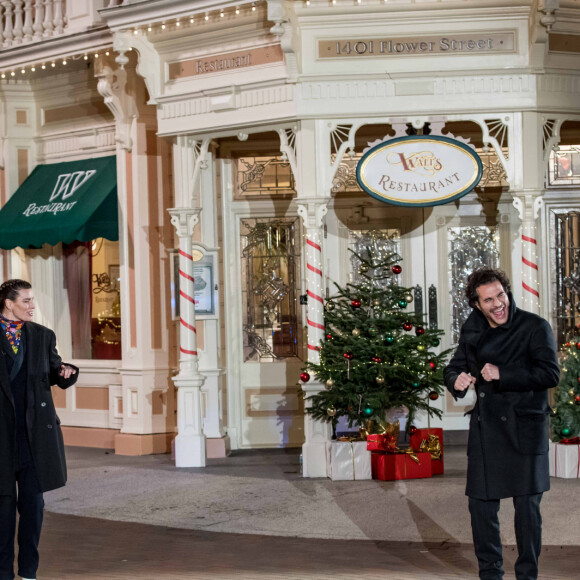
[475,280,509,328]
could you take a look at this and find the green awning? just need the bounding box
[0,155,118,250]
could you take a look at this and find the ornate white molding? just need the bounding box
[277,125,298,190]
[35,126,116,162]
[267,0,298,82]
[95,64,138,151]
[542,117,564,163]
[168,207,201,238]
[512,190,544,222]
[297,197,329,230]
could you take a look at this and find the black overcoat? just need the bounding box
[0,322,78,494]
[443,296,559,500]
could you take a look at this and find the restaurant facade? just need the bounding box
[0,0,579,476]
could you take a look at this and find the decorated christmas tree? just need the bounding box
[551,341,580,441]
[301,247,449,433]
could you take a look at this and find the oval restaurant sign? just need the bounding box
[356,135,483,207]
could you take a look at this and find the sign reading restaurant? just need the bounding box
[356,136,483,208]
[319,32,516,58]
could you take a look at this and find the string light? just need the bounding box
[105,51,110,56]
[51,62,55,67]
[0,73,4,79]
[94,53,99,58]
[252,2,256,10]
[190,17,194,23]
[62,59,67,65]
[236,7,240,14]
[133,28,139,35]
[161,22,166,29]
[176,19,181,26]
[10,71,15,76]
[41,64,46,69]
[21,68,25,74]
[220,10,224,17]
[31,66,35,72]
[148,25,152,31]
[83,54,88,60]
[205,13,209,20]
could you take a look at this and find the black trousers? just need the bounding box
[469,493,543,580]
[0,463,44,580]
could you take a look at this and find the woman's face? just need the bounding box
[4,288,35,322]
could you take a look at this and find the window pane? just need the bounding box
[240,218,301,362]
[91,238,121,359]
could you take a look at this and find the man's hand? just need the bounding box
[454,372,476,392]
[59,364,77,380]
[481,363,500,382]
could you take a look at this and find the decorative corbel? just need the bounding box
[540,0,559,31]
[297,198,329,230]
[95,64,138,151]
[267,0,298,81]
[169,207,201,239]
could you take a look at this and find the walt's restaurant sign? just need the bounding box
[356,136,483,207]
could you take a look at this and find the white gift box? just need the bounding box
[328,440,372,481]
[549,441,580,479]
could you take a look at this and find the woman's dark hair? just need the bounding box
[465,269,511,308]
[0,279,32,312]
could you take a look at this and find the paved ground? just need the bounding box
[27,446,580,579]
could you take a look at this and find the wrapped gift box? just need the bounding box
[367,433,397,452]
[328,441,372,481]
[549,441,580,479]
[409,427,444,475]
[371,451,432,481]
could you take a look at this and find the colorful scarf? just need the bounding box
[0,316,24,354]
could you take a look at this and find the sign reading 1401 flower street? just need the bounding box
[356,135,483,207]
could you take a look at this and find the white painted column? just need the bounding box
[298,199,332,477]
[168,208,206,468]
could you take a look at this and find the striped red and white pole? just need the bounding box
[521,228,540,312]
[305,232,325,362]
[178,244,198,362]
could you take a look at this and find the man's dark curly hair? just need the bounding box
[466,268,511,308]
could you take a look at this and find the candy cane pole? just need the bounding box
[169,208,206,467]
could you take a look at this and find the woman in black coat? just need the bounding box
[0,279,78,580]
[444,269,559,580]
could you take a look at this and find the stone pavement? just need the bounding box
[40,511,580,579]
[30,446,580,579]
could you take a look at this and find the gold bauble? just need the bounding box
[373,299,381,307]
[327,405,337,417]
[404,293,414,304]
[359,263,369,274]
[325,378,335,389]
[325,301,335,312]
[417,344,426,352]
[376,376,385,384]
[569,388,576,397]
[352,328,361,337]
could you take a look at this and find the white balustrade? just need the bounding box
[22,0,32,41]
[12,0,22,44]
[32,0,43,41]
[2,2,14,47]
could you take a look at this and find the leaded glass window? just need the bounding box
[348,229,401,290]
[551,210,580,347]
[448,226,500,345]
[241,218,302,362]
[234,156,296,199]
[547,147,580,188]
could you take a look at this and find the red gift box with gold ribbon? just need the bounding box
[409,427,444,475]
[366,433,397,452]
[371,451,432,481]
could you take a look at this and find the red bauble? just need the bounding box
[403,321,413,331]
[392,264,402,274]
[326,333,333,340]
[415,327,425,336]
[578,377,580,384]
[343,351,354,360]
[409,425,418,435]
[428,391,439,401]
[566,342,571,347]
[351,299,362,309]
[371,356,383,363]
[576,343,580,350]
[300,372,310,383]
[428,361,436,370]
[575,395,580,402]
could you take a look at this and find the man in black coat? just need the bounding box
[444,268,559,580]
[0,279,78,580]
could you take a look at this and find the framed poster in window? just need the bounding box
[169,247,217,320]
